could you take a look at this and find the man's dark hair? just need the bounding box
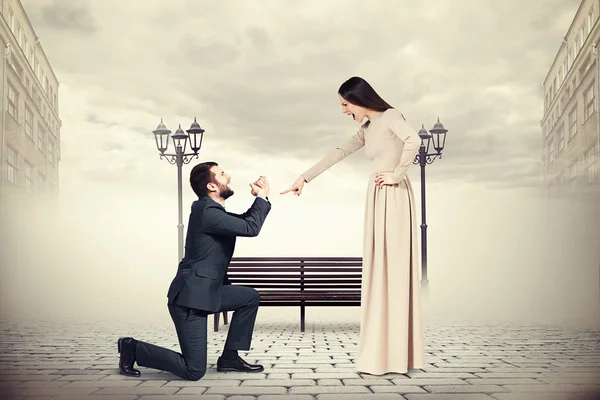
[190,161,218,198]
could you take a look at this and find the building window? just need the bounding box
[558,67,563,87]
[8,7,14,32]
[7,82,18,120]
[558,171,565,186]
[25,161,33,194]
[586,147,597,182]
[37,123,45,153]
[584,83,595,119]
[569,107,577,139]
[548,140,555,164]
[48,140,54,164]
[557,125,565,153]
[17,24,23,48]
[0,0,3,15]
[580,54,592,76]
[25,106,33,139]
[569,161,578,190]
[6,146,17,184]
[38,173,46,195]
[589,8,595,32]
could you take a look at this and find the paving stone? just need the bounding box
[537,376,600,384]
[501,384,587,392]
[11,381,69,388]
[204,386,287,395]
[292,372,361,379]
[371,386,428,394]
[266,373,290,379]
[465,378,542,385]
[490,394,585,400]
[424,385,509,393]
[138,396,224,400]
[93,386,180,395]
[474,372,546,378]
[405,395,495,400]
[392,378,469,386]
[54,374,110,381]
[317,379,342,386]
[289,385,371,395]
[343,378,394,386]
[407,372,478,379]
[227,397,257,400]
[318,395,405,400]
[60,380,142,388]
[242,379,315,386]
[9,386,99,396]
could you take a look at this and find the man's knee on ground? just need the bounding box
[250,289,261,305]
[186,367,206,381]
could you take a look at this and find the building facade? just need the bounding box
[542,0,600,197]
[0,0,61,219]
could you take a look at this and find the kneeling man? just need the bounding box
[117,161,271,380]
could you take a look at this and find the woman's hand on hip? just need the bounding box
[375,172,399,189]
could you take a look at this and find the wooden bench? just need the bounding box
[213,257,362,332]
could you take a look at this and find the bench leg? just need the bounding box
[223,311,229,325]
[214,312,220,332]
[300,304,305,332]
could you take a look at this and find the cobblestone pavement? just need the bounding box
[1,318,599,400]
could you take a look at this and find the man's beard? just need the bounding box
[219,183,234,200]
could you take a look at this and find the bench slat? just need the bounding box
[226,274,363,279]
[226,267,361,273]
[229,279,361,284]
[231,257,361,261]
[231,284,361,289]
[229,263,361,267]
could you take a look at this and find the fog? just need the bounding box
[1,167,598,329]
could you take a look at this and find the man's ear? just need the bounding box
[207,182,217,193]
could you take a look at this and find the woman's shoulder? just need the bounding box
[383,107,405,121]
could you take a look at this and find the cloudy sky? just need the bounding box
[2,0,599,326]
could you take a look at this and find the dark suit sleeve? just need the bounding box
[202,198,271,237]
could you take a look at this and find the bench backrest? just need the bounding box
[227,257,362,292]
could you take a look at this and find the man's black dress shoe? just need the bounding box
[117,337,141,377]
[216,355,264,372]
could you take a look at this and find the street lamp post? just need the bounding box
[153,118,205,262]
[412,118,448,289]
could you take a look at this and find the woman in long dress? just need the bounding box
[281,76,425,375]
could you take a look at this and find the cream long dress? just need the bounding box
[301,108,425,375]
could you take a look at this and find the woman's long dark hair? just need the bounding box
[338,77,394,111]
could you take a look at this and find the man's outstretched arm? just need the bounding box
[201,199,270,237]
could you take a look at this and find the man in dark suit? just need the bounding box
[117,161,271,380]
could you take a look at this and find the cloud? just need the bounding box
[28,0,98,34]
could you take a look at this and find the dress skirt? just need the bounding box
[355,172,425,374]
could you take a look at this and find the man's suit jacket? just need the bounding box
[167,195,271,312]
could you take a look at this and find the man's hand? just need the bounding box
[249,176,270,198]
